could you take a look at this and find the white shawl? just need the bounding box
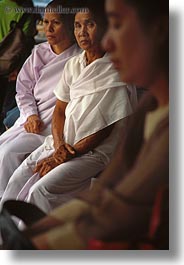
[55,52,136,145]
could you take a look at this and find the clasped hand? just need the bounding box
[24,115,44,134]
[34,143,76,177]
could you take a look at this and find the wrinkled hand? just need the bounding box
[33,144,76,178]
[53,143,76,164]
[34,156,59,177]
[24,115,44,134]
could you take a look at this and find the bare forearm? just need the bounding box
[52,100,67,149]
[73,124,114,155]
[73,135,101,155]
[52,113,64,149]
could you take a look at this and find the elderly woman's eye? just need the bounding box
[43,20,49,24]
[87,21,95,27]
[74,23,81,29]
[53,20,61,26]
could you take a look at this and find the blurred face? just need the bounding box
[74,12,99,51]
[43,12,68,46]
[102,0,158,87]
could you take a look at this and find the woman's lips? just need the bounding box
[47,35,55,39]
[80,40,89,45]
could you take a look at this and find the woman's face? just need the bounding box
[102,0,158,88]
[43,12,68,46]
[74,12,99,51]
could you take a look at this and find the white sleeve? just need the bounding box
[16,48,38,119]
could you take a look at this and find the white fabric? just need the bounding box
[0,43,80,197]
[1,145,106,213]
[144,105,169,141]
[1,51,136,212]
[16,43,81,133]
[17,173,40,201]
[54,51,136,161]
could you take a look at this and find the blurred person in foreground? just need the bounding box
[2,0,168,250]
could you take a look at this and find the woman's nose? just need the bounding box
[102,32,114,53]
[47,22,54,32]
[79,25,88,36]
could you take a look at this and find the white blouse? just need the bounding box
[54,51,136,163]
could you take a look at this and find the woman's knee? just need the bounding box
[28,181,47,200]
[0,142,14,162]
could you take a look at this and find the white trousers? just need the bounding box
[0,127,45,197]
[1,141,106,213]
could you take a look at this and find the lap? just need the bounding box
[30,151,105,194]
[0,131,45,154]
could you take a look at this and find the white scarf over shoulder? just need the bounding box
[55,52,137,146]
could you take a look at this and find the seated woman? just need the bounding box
[0,0,80,198]
[1,0,136,213]
[14,0,168,250]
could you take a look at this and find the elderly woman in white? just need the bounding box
[1,0,137,213]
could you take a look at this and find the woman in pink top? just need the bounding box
[0,0,80,198]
